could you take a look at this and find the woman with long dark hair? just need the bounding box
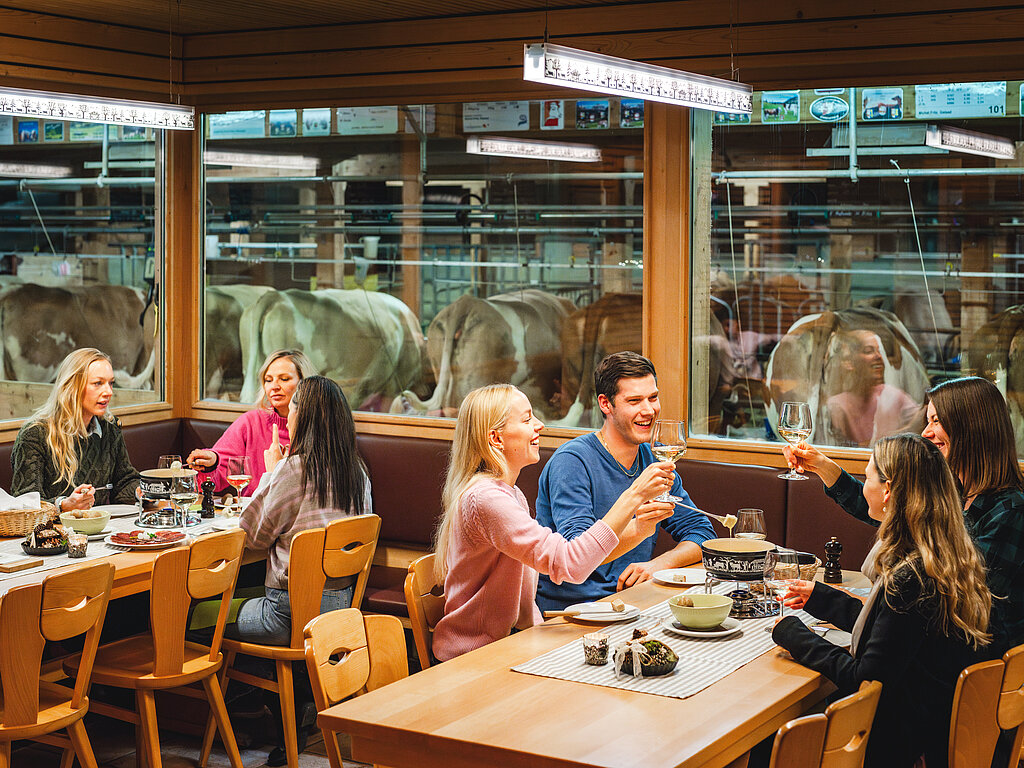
[235,375,369,645]
[774,433,991,767]
[785,376,1024,651]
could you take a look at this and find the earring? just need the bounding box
[882,504,887,514]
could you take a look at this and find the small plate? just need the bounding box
[93,504,140,518]
[564,602,640,623]
[653,568,705,586]
[210,517,241,530]
[104,532,190,550]
[86,528,113,541]
[660,616,742,638]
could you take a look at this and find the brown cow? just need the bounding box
[393,289,574,420]
[0,283,155,388]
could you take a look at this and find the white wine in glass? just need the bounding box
[224,456,252,516]
[650,419,686,504]
[170,472,199,533]
[778,401,812,481]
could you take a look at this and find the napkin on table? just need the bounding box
[0,488,41,511]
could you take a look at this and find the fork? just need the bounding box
[674,501,737,528]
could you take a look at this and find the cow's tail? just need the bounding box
[391,314,459,416]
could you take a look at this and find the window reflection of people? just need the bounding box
[826,329,918,447]
[11,347,140,510]
[187,349,313,493]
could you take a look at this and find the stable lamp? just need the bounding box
[467,135,601,163]
[0,85,194,130]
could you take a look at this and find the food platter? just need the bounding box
[660,616,742,638]
[105,530,189,550]
[22,541,68,556]
[652,568,705,586]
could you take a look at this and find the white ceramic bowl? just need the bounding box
[59,508,111,535]
[668,593,734,629]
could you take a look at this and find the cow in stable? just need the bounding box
[0,282,155,388]
[239,288,426,412]
[204,284,273,400]
[392,289,574,419]
[963,304,1024,453]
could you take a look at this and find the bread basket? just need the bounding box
[774,554,821,581]
[0,501,59,537]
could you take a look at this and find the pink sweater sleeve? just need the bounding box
[465,482,618,585]
[203,410,289,495]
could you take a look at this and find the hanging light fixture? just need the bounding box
[925,125,1015,160]
[524,43,752,114]
[467,135,601,162]
[0,86,194,130]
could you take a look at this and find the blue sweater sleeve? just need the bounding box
[661,475,716,545]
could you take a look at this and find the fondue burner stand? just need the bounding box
[136,504,203,530]
[706,575,780,619]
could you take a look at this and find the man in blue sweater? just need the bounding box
[535,352,715,611]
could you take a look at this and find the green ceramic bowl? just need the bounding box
[59,509,111,535]
[668,593,733,629]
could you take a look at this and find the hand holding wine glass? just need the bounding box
[224,456,252,517]
[650,419,686,504]
[777,401,812,481]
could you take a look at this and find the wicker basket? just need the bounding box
[0,501,59,538]
[775,557,821,582]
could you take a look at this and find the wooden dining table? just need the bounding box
[319,571,870,768]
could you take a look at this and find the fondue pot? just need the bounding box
[700,538,776,581]
[139,468,198,527]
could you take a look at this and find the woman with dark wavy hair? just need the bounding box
[785,376,1024,651]
[775,433,991,768]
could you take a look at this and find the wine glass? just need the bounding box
[170,472,199,534]
[224,456,252,517]
[764,548,801,621]
[650,419,686,504]
[734,508,766,540]
[777,401,812,481]
[158,454,183,471]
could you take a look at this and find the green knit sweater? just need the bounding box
[11,419,141,505]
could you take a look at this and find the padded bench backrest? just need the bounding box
[785,475,877,569]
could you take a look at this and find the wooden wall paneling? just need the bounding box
[643,102,690,423]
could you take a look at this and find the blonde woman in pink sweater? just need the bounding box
[432,384,677,661]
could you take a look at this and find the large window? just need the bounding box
[690,82,1024,450]
[0,117,164,420]
[201,101,643,425]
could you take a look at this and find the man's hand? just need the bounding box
[617,561,656,591]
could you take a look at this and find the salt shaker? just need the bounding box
[823,536,843,583]
[201,479,216,519]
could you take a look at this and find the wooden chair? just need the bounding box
[0,562,113,768]
[997,644,1024,768]
[303,609,408,768]
[770,679,882,768]
[404,553,444,669]
[200,513,380,768]
[62,530,246,768]
[949,658,1004,768]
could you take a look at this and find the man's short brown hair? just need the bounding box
[594,351,657,402]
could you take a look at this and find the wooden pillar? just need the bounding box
[960,236,992,353]
[829,217,853,311]
[401,135,422,316]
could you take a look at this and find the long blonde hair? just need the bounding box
[433,384,517,583]
[872,433,991,649]
[255,349,314,410]
[29,348,113,486]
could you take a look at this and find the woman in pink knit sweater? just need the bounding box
[432,384,676,661]
[187,349,313,494]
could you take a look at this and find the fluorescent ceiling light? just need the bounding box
[925,125,1015,159]
[467,135,601,162]
[0,86,193,130]
[0,162,73,178]
[524,43,752,114]
[203,150,319,173]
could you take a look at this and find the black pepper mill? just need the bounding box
[201,479,216,519]
[823,536,843,583]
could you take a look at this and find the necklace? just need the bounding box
[596,430,640,478]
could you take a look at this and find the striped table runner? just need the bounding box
[513,583,816,699]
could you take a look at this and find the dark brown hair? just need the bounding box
[593,351,657,402]
[926,376,1024,498]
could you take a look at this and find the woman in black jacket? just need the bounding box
[773,433,992,768]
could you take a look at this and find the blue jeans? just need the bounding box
[227,585,354,647]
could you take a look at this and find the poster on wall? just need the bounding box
[122,125,147,141]
[861,88,904,120]
[17,120,39,143]
[620,99,645,128]
[336,106,399,135]
[463,101,530,132]
[403,105,436,134]
[209,110,266,139]
[69,122,104,141]
[809,95,849,122]
[269,109,298,137]
[714,111,750,125]
[915,81,1006,118]
[576,100,609,129]
[43,121,64,142]
[0,117,13,145]
[302,108,331,136]
[761,91,800,123]
[540,100,564,130]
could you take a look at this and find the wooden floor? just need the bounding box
[12,710,371,768]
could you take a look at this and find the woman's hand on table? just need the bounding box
[188,449,217,471]
[63,483,96,511]
[782,579,814,610]
[781,442,842,486]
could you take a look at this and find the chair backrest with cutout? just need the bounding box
[997,644,1024,768]
[769,713,828,768]
[186,528,245,661]
[404,553,444,669]
[0,561,113,727]
[820,679,882,768]
[949,658,1004,768]
[322,513,379,611]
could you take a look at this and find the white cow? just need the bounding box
[239,288,425,412]
[0,283,155,389]
[392,289,575,420]
[205,284,273,400]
